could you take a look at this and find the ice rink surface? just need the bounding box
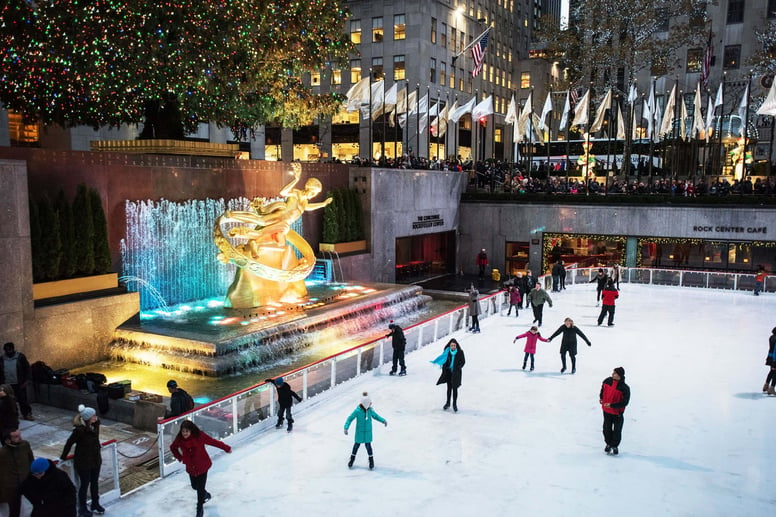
[107,283,776,517]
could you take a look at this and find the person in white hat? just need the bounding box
[60,404,103,515]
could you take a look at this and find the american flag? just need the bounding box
[570,86,580,107]
[701,30,713,88]
[471,28,491,78]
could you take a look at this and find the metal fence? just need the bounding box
[58,440,121,506]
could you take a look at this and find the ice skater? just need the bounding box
[386,321,407,375]
[599,367,630,455]
[590,268,608,306]
[265,377,302,431]
[344,392,387,470]
[170,420,232,517]
[506,286,522,317]
[432,339,466,412]
[60,404,104,516]
[467,284,481,332]
[513,326,549,371]
[527,283,553,327]
[764,327,776,395]
[548,317,592,374]
[597,279,619,326]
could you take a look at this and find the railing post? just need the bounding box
[733,273,738,290]
[331,359,337,387]
[418,325,423,349]
[434,318,439,341]
[679,270,683,286]
[356,348,362,376]
[110,442,120,495]
[232,397,238,434]
[157,423,166,478]
[303,370,308,400]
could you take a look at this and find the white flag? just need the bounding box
[446,100,458,121]
[471,95,495,121]
[345,77,371,112]
[680,94,688,141]
[397,90,418,129]
[373,82,398,120]
[628,83,639,104]
[360,80,384,120]
[431,104,449,137]
[757,81,776,116]
[558,91,571,131]
[616,103,626,140]
[517,92,534,137]
[737,81,749,124]
[505,94,517,125]
[713,82,723,111]
[705,95,714,140]
[571,89,589,127]
[646,82,655,138]
[659,84,676,137]
[692,84,705,138]
[539,92,553,132]
[448,97,476,124]
[590,89,612,133]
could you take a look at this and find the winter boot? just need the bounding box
[769,386,776,396]
[604,445,611,453]
[79,507,93,517]
[453,403,458,412]
[399,368,407,376]
[275,419,283,429]
[368,456,374,470]
[612,447,619,455]
[348,455,356,468]
[522,361,526,370]
[91,501,106,515]
[203,492,212,504]
[443,401,450,410]
[389,370,396,376]
[287,422,293,432]
[764,383,770,393]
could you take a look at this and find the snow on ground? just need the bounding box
[107,283,776,517]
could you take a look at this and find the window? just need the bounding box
[727,0,745,23]
[723,45,741,69]
[449,66,456,89]
[394,14,406,40]
[350,59,361,83]
[372,17,384,42]
[521,72,531,89]
[769,0,776,19]
[441,23,447,47]
[430,58,437,83]
[393,55,406,81]
[311,71,321,86]
[460,30,465,52]
[350,20,361,44]
[686,48,703,73]
[431,18,437,44]
[332,68,342,86]
[440,62,446,85]
[655,9,669,31]
[372,57,384,80]
[451,27,457,52]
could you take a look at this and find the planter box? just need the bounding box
[90,139,241,158]
[33,273,119,300]
[319,240,367,254]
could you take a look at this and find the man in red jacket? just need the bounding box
[597,279,619,326]
[599,367,630,455]
[476,249,488,279]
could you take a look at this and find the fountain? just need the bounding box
[112,167,431,377]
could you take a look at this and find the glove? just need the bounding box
[588,343,592,347]
[344,429,348,435]
[383,421,388,427]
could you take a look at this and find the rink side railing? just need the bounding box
[58,440,121,506]
[156,266,768,477]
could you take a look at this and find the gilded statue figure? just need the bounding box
[214,164,332,308]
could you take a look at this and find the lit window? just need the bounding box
[723,45,741,70]
[372,57,384,80]
[686,48,703,73]
[311,71,321,86]
[394,14,406,40]
[521,72,531,89]
[393,55,406,81]
[332,69,342,86]
[431,18,437,44]
[372,17,384,42]
[350,59,361,83]
[350,20,361,44]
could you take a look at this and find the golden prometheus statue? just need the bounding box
[214,163,332,308]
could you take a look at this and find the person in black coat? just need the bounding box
[386,322,407,375]
[590,269,608,306]
[60,405,103,515]
[0,343,33,421]
[548,318,592,374]
[764,327,776,395]
[432,339,466,412]
[265,377,302,431]
[20,458,77,517]
[551,261,564,292]
[524,270,537,307]
[558,261,567,290]
[599,367,631,455]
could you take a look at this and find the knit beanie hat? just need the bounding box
[30,458,49,475]
[274,377,284,386]
[79,404,96,421]
[614,367,625,378]
[360,391,371,409]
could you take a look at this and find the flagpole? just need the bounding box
[673,84,680,181]
[716,73,726,176]
[425,85,431,160]
[368,69,373,163]
[585,82,592,196]
[605,93,614,195]
[702,88,710,178]
[546,89,552,177]
[647,78,655,186]
[436,89,441,163]
[637,94,644,185]
[451,26,492,63]
[565,89,571,187]
[445,90,450,162]
[528,88,534,179]
[381,80,387,161]
[626,81,636,177]
[415,83,420,160]
[453,94,459,164]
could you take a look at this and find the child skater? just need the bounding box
[513,325,549,371]
[170,420,232,517]
[344,392,387,470]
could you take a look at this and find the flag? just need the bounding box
[517,92,533,136]
[646,82,655,138]
[628,83,639,104]
[558,91,571,132]
[616,102,626,140]
[360,80,384,120]
[397,90,417,129]
[449,96,476,124]
[472,95,494,121]
[373,82,398,120]
[419,101,438,134]
[590,89,612,133]
[571,89,589,127]
[701,30,713,88]
[737,81,749,124]
[431,104,449,136]
[704,95,714,139]
[757,80,776,116]
[659,84,676,137]
[345,77,371,112]
[635,99,646,140]
[713,82,723,112]
[680,94,688,141]
[446,100,458,121]
[692,84,705,138]
[570,86,579,106]
[539,91,553,132]
[471,28,491,77]
[505,94,517,125]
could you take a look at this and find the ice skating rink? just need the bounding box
[108,283,775,517]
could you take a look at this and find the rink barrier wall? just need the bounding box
[154,266,768,479]
[58,440,121,506]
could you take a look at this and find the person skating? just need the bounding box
[551,261,564,292]
[590,268,608,306]
[597,280,619,326]
[527,283,553,327]
[0,428,34,517]
[599,367,631,455]
[386,321,407,375]
[523,270,537,308]
[431,339,466,412]
[513,326,549,371]
[344,392,387,470]
[60,405,103,516]
[20,458,77,517]
[611,263,621,290]
[467,284,481,332]
[559,261,567,290]
[170,420,232,517]
[754,265,766,296]
[506,286,522,317]
[548,318,592,374]
[764,327,776,396]
[265,377,302,431]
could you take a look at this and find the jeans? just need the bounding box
[391,348,406,372]
[531,304,544,325]
[523,352,534,369]
[189,472,208,509]
[597,305,616,325]
[276,405,294,425]
[351,442,373,456]
[602,411,624,447]
[754,281,763,295]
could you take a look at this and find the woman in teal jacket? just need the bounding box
[344,392,387,470]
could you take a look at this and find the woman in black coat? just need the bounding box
[764,327,776,395]
[548,318,592,374]
[432,339,466,412]
[60,405,103,515]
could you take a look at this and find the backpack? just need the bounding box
[180,389,195,411]
[31,361,56,384]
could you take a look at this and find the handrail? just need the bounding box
[56,440,121,507]
[155,266,767,478]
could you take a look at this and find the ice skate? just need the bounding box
[91,502,105,515]
[612,447,619,455]
[368,456,374,470]
[763,383,769,393]
[348,454,356,468]
[399,369,407,376]
[769,386,776,396]
[604,445,611,453]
